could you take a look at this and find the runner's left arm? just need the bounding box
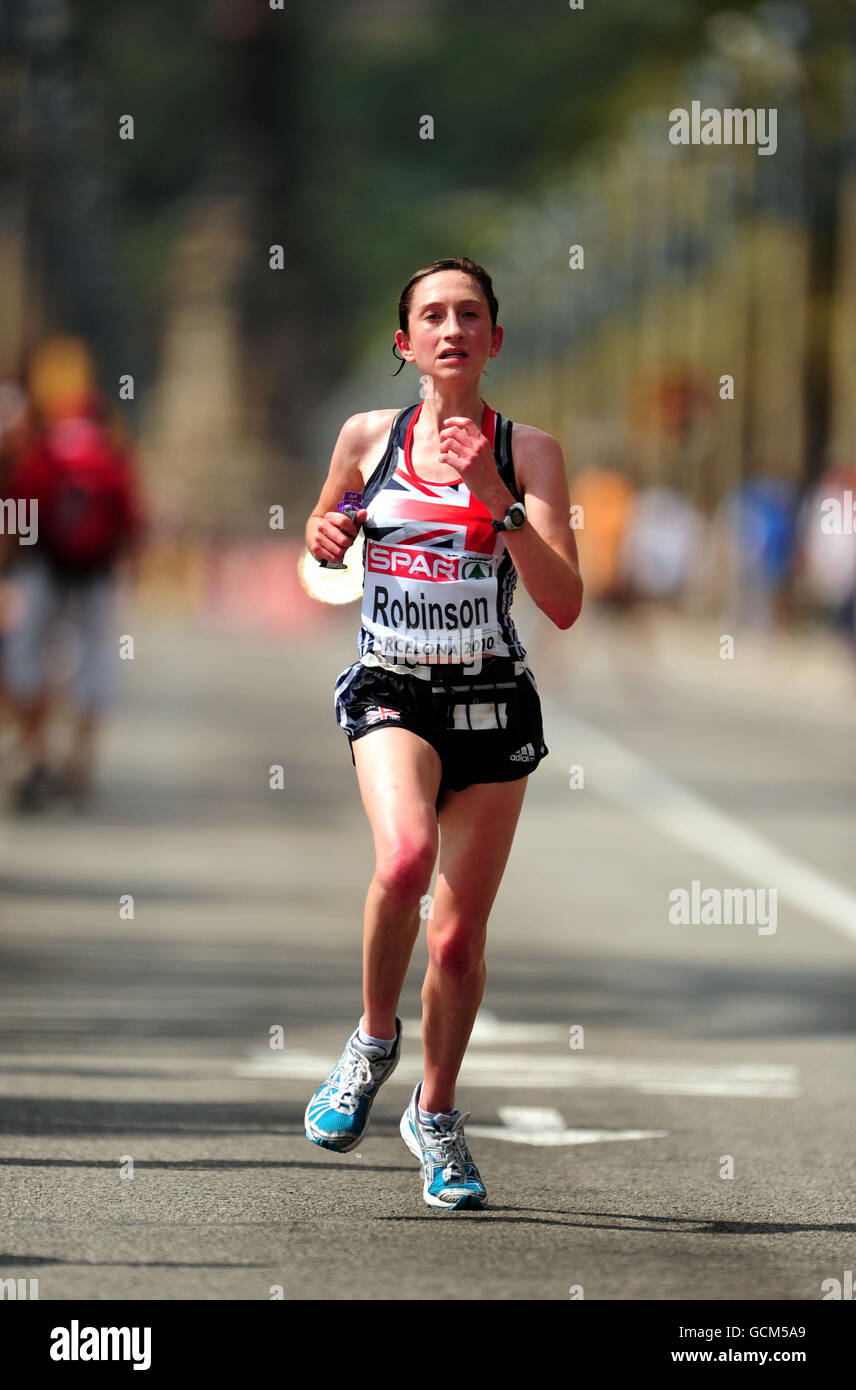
[438,417,582,630]
[484,431,583,630]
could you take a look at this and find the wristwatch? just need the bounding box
[490,501,527,532]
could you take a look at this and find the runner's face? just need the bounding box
[397,272,501,382]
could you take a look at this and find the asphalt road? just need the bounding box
[1,592,855,1301]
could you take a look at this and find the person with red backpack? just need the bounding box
[0,390,144,812]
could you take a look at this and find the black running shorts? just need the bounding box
[333,655,549,797]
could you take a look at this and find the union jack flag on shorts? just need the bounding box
[363,706,403,726]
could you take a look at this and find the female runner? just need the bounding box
[303,256,583,1210]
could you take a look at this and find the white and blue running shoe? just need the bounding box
[400,1081,487,1210]
[304,1017,402,1152]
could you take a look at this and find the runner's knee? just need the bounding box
[426,927,487,979]
[374,837,436,904]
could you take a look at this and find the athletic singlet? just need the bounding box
[356,401,526,665]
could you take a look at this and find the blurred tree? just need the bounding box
[795,0,855,483]
[4,0,777,478]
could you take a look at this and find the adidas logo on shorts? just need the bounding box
[508,742,536,762]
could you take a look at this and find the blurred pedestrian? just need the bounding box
[716,475,799,629]
[0,377,34,740]
[568,465,636,607]
[797,465,856,654]
[0,389,145,812]
[620,485,706,605]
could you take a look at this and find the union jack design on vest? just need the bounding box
[356,402,527,666]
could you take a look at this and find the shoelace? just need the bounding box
[330,1047,376,1114]
[423,1111,473,1183]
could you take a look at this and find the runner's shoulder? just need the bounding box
[341,408,400,449]
[510,421,562,453]
[508,421,565,488]
[340,409,401,479]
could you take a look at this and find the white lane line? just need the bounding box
[468,1124,668,1147]
[499,1106,566,1129]
[469,1105,667,1147]
[472,1100,664,1145]
[235,1049,798,1097]
[400,1011,567,1046]
[543,700,856,945]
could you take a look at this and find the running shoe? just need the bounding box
[399,1081,487,1210]
[304,1017,402,1152]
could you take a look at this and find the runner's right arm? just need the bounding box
[305,413,377,565]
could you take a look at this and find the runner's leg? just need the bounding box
[420,776,528,1112]
[352,726,443,1039]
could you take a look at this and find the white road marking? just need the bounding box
[543,702,856,945]
[466,1100,669,1145]
[498,1106,566,1129]
[468,1105,666,1146]
[468,1123,668,1147]
[400,1010,567,1046]
[235,1049,798,1097]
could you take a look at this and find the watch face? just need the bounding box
[509,503,526,527]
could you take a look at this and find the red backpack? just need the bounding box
[37,417,133,574]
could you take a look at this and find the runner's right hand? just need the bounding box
[309,507,368,565]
